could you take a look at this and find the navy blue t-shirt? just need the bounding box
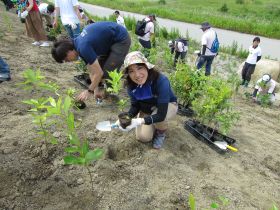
[73,22,128,65]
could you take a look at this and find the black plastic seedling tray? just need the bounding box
[73,73,91,89]
[184,119,236,153]
[177,104,195,117]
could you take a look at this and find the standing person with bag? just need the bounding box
[136,14,156,57]
[241,37,262,87]
[196,22,219,76]
[116,51,178,149]
[23,0,50,47]
[53,0,82,39]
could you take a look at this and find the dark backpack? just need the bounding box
[175,38,188,46]
[135,19,150,36]
[209,33,219,53]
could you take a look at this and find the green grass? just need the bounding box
[82,0,280,39]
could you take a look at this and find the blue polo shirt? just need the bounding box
[73,22,129,65]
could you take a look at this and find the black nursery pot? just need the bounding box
[177,104,195,117]
[73,73,92,89]
[184,119,236,153]
[118,112,132,129]
[74,101,86,109]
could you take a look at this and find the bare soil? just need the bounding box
[0,5,279,210]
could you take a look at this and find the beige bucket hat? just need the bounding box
[123,51,155,73]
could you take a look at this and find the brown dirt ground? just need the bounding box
[0,4,279,210]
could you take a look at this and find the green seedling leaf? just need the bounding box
[82,141,89,156]
[50,137,58,145]
[218,196,229,206]
[271,204,279,210]
[76,157,86,165]
[67,113,75,133]
[85,148,103,163]
[210,202,219,209]
[63,95,72,114]
[68,133,80,146]
[188,193,196,210]
[64,155,79,164]
[65,146,80,153]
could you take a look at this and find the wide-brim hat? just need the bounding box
[200,21,211,29]
[123,51,155,73]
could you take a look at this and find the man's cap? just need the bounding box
[200,22,211,29]
[123,51,155,73]
[148,14,156,21]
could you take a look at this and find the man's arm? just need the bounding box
[76,59,104,101]
[53,7,60,28]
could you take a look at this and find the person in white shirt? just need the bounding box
[241,37,262,87]
[252,74,276,104]
[138,14,156,57]
[168,38,188,67]
[53,0,82,39]
[196,22,218,76]
[114,10,126,28]
[38,3,55,28]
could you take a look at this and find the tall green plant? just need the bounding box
[170,63,207,107]
[192,77,239,134]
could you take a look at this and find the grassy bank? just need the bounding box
[82,0,280,39]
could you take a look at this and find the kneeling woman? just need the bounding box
[119,51,178,149]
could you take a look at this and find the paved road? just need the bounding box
[80,2,280,60]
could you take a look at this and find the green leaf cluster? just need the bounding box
[106,69,123,94]
[192,77,239,135]
[170,63,207,106]
[18,69,59,93]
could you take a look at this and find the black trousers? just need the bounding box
[241,62,256,81]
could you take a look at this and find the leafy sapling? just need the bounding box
[106,69,123,95]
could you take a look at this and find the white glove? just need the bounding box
[20,11,28,19]
[69,22,77,30]
[115,118,144,132]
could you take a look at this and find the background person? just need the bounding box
[24,0,49,47]
[114,10,126,28]
[138,14,156,57]
[38,3,55,29]
[241,37,262,87]
[168,38,188,67]
[0,56,11,83]
[252,74,276,104]
[54,0,82,39]
[117,51,178,149]
[51,22,131,102]
[196,22,218,76]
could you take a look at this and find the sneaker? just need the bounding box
[152,132,166,149]
[40,42,50,47]
[32,41,41,46]
[0,75,11,83]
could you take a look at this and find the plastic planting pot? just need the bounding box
[74,101,86,109]
[118,112,132,129]
[177,104,195,117]
[73,73,91,89]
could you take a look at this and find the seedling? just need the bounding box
[106,69,123,95]
[188,193,229,210]
[75,60,87,73]
[117,98,128,112]
[18,69,59,93]
[191,77,239,135]
[64,134,103,194]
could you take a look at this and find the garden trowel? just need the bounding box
[213,141,238,152]
[96,121,118,132]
